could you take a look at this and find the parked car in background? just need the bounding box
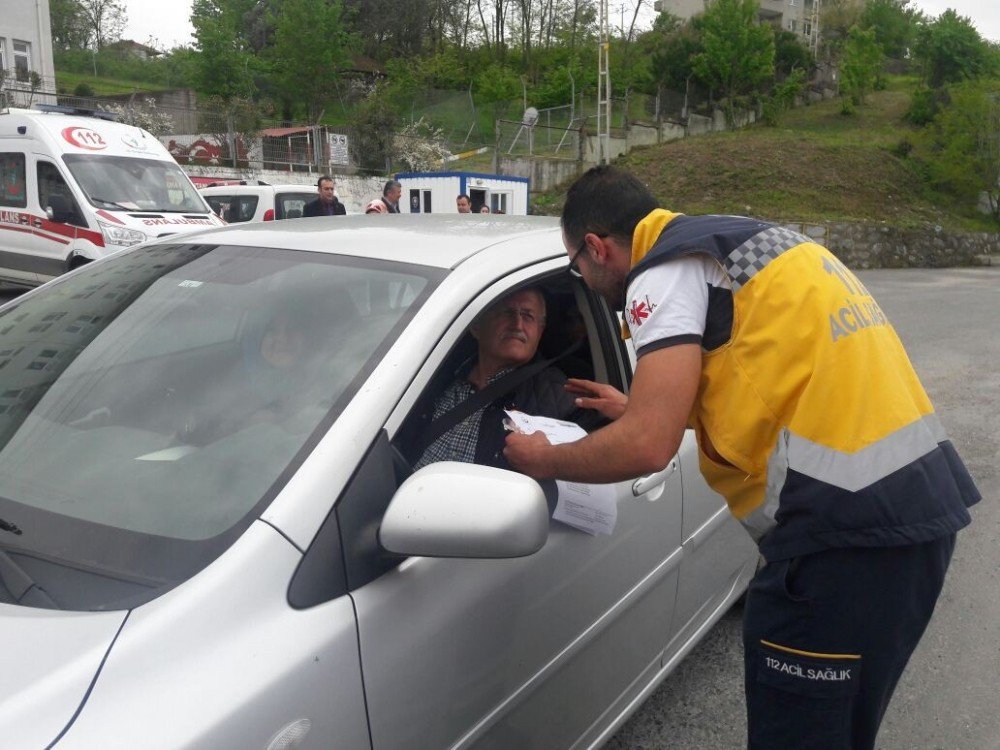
[0,105,222,287]
[0,216,758,749]
[200,183,317,223]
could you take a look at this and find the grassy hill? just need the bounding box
[535,80,994,233]
[56,70,170,96]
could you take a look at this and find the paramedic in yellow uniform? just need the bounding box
[504,166,980,750]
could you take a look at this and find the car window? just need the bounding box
[0,243,443,610]
[204,195,231,220]
[276,192,313,220]
[37,160,87,228]
[204,194,258,223]
[392,273,620,470]
[0,152,27,208]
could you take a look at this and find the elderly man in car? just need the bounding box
[413,288,580,471]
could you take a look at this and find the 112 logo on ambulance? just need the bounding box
[62,127,107,151]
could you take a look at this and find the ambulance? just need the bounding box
[0,104,223,286]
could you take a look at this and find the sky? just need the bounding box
[120,0,1000,52]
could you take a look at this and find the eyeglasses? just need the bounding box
[567,240,587,278]
[567,233,606,278]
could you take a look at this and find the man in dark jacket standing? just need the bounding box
[303,175,346,217]
[381,180,401,213]
[414,288,578,471]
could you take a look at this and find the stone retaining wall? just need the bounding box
[781,221,996,268]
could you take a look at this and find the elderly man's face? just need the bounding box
[260,313,306,369]
[386,184,401,203]
[472,290,545,369]
[318,179,336,203]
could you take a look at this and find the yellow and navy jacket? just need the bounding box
[626,210,980,561]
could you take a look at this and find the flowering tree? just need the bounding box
[103,97,175,135]
[393,118,452,171]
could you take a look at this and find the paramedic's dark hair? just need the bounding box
[561,165,659,247]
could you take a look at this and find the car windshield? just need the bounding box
[0,243,439,610]
[63,154,209,213]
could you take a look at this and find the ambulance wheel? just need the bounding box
[69,256,91,270]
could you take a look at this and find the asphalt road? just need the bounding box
[607,267,1000,750]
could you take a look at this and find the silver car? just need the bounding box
[0,215,758,749]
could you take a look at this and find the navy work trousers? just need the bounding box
[742,535,956,750]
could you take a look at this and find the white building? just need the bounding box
[396,172,531,215]
[1,0,56,103]
[654,0,821,51]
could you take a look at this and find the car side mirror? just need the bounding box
[45,194,75,224]
[379,462,549,559]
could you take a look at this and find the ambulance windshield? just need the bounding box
[63,154,210,214]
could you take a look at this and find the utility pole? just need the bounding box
[597,0,611,164]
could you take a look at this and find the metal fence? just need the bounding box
[496,118,582,159]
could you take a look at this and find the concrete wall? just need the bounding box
[782,220,997,268]
[499,156,583,194]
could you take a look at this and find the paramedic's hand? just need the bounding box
[565,379,628,421]
[504,430,554,480]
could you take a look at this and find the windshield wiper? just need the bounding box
[89,197,132,210]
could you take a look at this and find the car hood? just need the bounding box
[0,604,126,748]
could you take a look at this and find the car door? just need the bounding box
[0,149,41,285]
[350,262,685,750]
[34,157,90,277]
[618,335,759,653]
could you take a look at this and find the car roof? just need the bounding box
[199,184,316,194]
[161,214,564,269]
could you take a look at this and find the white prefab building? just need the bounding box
[0,0,56,105]
[396,172,530,215]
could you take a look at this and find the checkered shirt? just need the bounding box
[414,366,516,469]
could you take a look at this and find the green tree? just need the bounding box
[859,0,921,60]
[762,67,806,126]
[773,29,813,78]
[190,0,259,100]
[645,14,704,93]
[268,0,355,121]
[915,80,1000,221]
[839,25,882,112]
[692,0,774,124]
[350,87,399,173]
[913,10,992,89]
[77,0,127,49]
[474,62,522,122]
[49,0,91,50]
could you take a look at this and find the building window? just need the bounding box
[0,38,6,74]
[13,40,31,82]
[804,21,812,36]
[789,19,797,32]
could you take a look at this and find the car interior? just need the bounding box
[392,272,626,480]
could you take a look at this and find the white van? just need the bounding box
[0,105,223,286]
[200,183,317,223]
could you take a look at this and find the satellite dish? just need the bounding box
[522,107,539,127]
